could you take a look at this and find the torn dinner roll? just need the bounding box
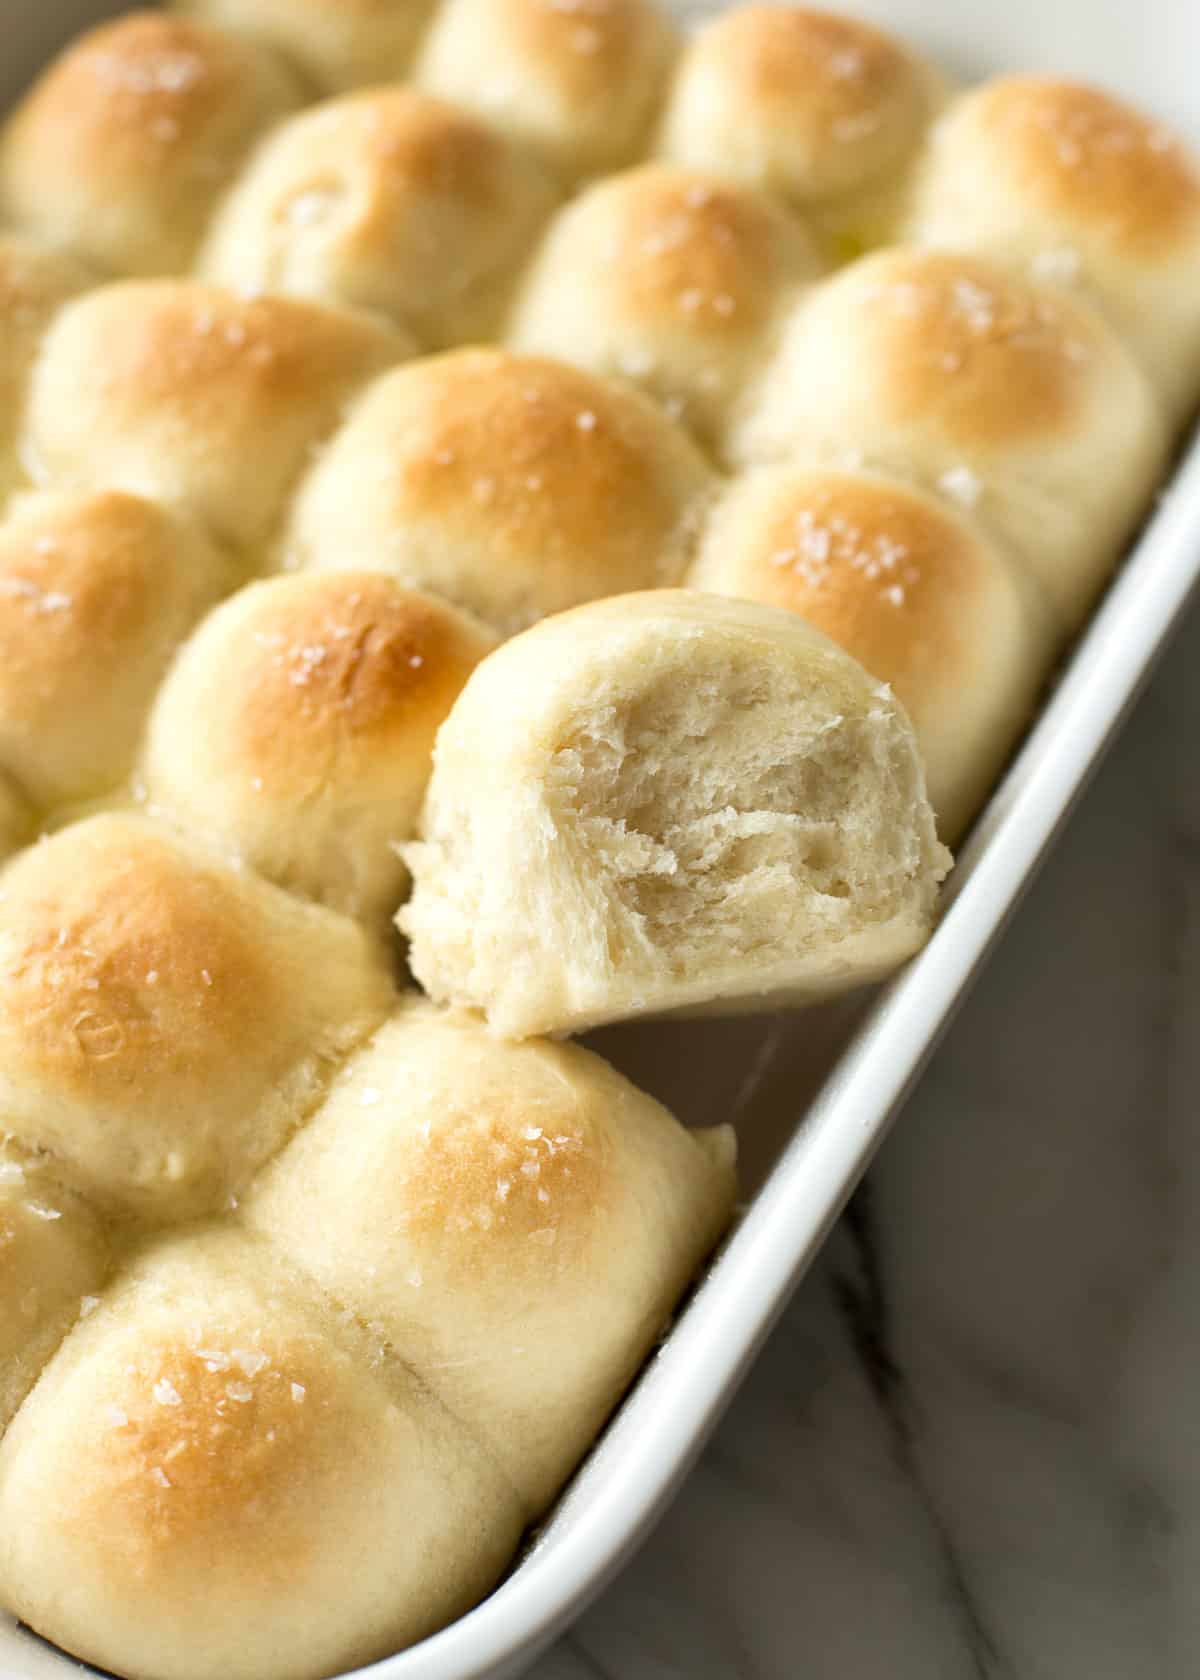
[506,164,822,448]
[401,590,950,1038]
[0,491,234,810]
[247,998,737,1511]
[0,11,303,276]
[0,1227,523,1680]
[0,1145,110,1437]
[729,248,1167,633]
[904,75,1200,426]
[23,281,408,555]
[657,4,944,253]
[0,814,393,1221]
[289,348,714,634]
[201,87,560,348]
[143,574,498,924]
[174,0,436,92]
[414,0,678,180]
[688,467,1054,843]
[0,236,92,497]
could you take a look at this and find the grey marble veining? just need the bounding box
[528,591,1200,1680]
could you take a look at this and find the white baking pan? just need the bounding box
[3,2,1199,1678]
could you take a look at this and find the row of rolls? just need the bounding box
[1,5,1199,1679]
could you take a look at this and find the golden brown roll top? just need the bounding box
[0,1227,524,1680]
[905,75,1200,425]
[201,87,560,348]
[143,574,498,923]
[0,813,394,1221]
[288,348,715,633]
[0,237,92,497]
[175,0,437,92]
[0,11,304,277]
[729,248,1167,633]
[414,0,678,180]
[401,590,950,1038]
[507,164,823,447]
[0,1145,111,1436]
[248,998,737,1512]
[657,4,944,253]
[688,467,1054,843]
[0,490,234,811]
[23,281,410,556]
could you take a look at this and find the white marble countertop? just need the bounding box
[528,591,1200,1680]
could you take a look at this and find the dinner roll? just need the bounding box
[24,282,408,555]
[658,4,943,253]
[0,1145,110,1435]
[0,491,234,810]
[688,468,1054,843]
[730,249,1168,633]
[507,165,822,447]
[401,591,950,1037]
[905,76,1200,426]
[0,1227,523,1680]
[0,12,303,277]
[0,237,91,497]
[175,0,435,92]
[143,575,498,923]
[248,999,737,1511]
[289,349,714,633]
[414,0,678,180]
[0,814,393,1221]
[201,88,559,348]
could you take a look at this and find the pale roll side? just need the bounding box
[174,0,437,92]
[0,236,92,497]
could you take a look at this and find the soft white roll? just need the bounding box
[289,348,715,633]
[688,467,1055,843]
[414,0,678,180]
[0,490,235,810]
[0,814,394,1220]
[401,590,950,1038]
[24,282,409,556]
[729,248,1167,633]
[905,76,1200,426]
[0,1228,523,1680]
[175,0,436,92]
[0,11,303,276]
[658,4,944,253]
[507,164,823,448]
[143,574,498,924]
[248,998,737,1511]
[201,88,560,348]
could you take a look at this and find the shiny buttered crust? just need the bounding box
[688,468,1053,843]
[24,281,409,555]
[402,591,950,1037]
[507,164,823,447]
[176,0,436,92]
[201,87,560,348]
[0,1145,111,1435]
[0,1228,524,1680]
[0,237,92,495]
[905,76,1200,424]
[0,12,304,277]
[289,349,715,633]
[730,248,1168,633]
[249,998,737,1510]
[414,0,678,179]
[657,4,944,249]
[0,814,394,1221]
[0,490,235,809]
[143,574,498,923]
